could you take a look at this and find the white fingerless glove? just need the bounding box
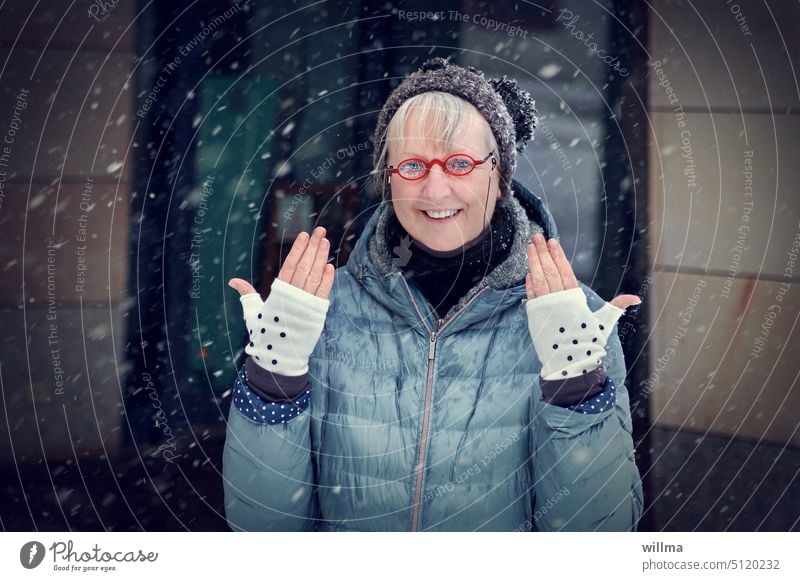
[240,278,330,376]
[525,287,625,381]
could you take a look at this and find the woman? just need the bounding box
[223,58,643,532]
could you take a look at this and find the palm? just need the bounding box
[228,227,335,299]
[526,232,641,309]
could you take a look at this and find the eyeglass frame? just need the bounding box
[386,151,496,181]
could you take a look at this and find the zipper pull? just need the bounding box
[428,331,436,360]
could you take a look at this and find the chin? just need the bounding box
[416,234,463,252]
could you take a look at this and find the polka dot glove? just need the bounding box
[525,287,625,381]
[240,277,330,376]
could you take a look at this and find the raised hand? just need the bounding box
[524,232,641,380]
[525,232,641,309]
[228,227,335,375]
[229,226,335,300]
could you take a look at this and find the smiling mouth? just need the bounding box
[420,209,463,221]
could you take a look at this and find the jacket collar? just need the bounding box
[345,179,559,333]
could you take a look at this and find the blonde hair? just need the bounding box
[373,91,500,199]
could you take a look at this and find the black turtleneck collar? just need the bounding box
[385,203,516,320]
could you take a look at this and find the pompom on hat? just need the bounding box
[372,57,538,199]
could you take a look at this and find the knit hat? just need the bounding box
[372,57,538,199]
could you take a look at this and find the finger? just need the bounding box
[533,233,563,292]
[227,278,257,297]
[315,263,335,299]
[526,242,549,298]
[547,238,579,289]
[303,236,330,294]
[277,231,310,283]
[291,226,325,288]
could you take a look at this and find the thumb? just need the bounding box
[593,295,641,340]
[228,278,257,297]
[610,294,642,311]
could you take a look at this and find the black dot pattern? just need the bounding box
[244,300,310,376]
[528,287,618,389]
[542,335,603,379]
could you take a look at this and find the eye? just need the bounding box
[398,160,426,177]
[446,156,474,174]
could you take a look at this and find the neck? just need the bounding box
[385,203,515,319]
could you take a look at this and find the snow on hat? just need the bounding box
[372,56,538,199]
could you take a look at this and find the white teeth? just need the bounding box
[424,209,460,219]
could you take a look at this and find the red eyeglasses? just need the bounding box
[387,152,495,181]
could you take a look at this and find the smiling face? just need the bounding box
[384,93,502,252]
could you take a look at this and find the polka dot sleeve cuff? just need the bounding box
[525,287,625,381]
[565,375,616,415]
[239,277,330,377]
[232,365,311,425]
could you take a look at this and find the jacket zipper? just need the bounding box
[397,273,489,531]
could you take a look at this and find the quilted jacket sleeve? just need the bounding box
[529,285,644,531]
[222,336,328,531]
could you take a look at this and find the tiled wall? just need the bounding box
[0,1,135,461]
[647,0,800,446]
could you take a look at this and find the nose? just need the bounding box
[420,163,453,200]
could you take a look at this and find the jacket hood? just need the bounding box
[344,179,559,333]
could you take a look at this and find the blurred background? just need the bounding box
[0,0,798,531]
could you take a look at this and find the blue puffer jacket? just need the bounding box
[222,179,643,531]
